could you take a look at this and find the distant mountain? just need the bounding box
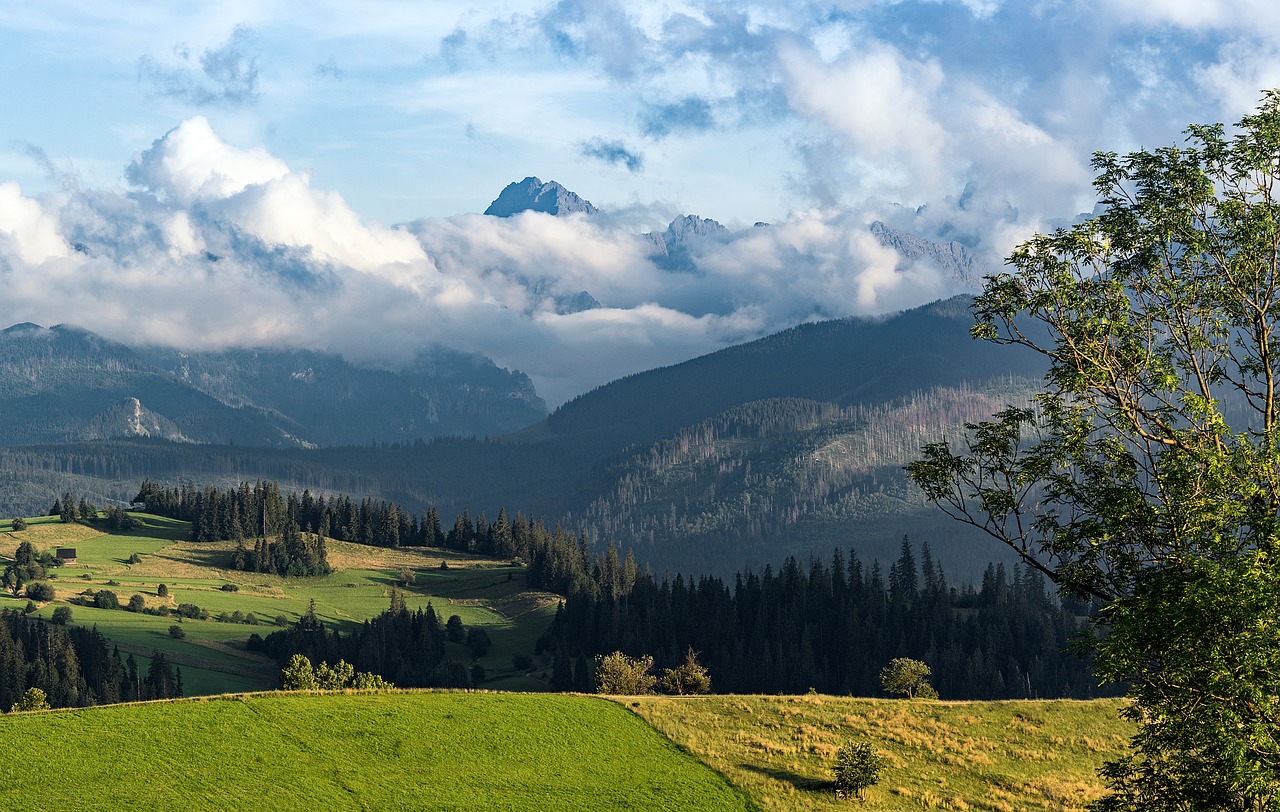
[0,324,546,448]
[0,296,1049,582]
[869,220,983,289]
[483,177,599,217]
[645,215,729,272]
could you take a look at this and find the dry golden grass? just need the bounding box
[622,694,1132,811]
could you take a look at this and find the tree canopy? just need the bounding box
[907,91,1280,808]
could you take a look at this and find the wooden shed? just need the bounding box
[55,548,77,564]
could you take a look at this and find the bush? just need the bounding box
[220,583,239,592]
[168,624,186,639]
[156,583,168,598]
[127,594,145,613]
[595,652,656,695]
[659,648,712,695]
[833,741,885,801]
[23,601,36,614]
[446,614,465,643]
[51,606,72,625]
[126,553,142,564]
[25,582,55,602]
[465,627,491,659]
[10,687,48,713]
[11,518,26,531]
[93,590,120,610]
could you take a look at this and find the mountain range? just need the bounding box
[0,177,1023,579]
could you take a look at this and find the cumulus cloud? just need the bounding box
[0,119,973,407]
[137,24,262,107]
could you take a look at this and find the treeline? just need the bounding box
[536,538,1114,701]
[255,598,475,689]
[133,478,613,592]
[0,610,181,710]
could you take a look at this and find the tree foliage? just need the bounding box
[906,92,1280,808]
[594,652,656,695]
[833,741,884,801]
[659,648,712,695]
[879,657,935,700]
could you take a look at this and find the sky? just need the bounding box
[0,1,1277,407]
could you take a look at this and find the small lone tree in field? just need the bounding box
[833,740,884,801]
[50,606,72,625]
[659,648,712,695]
[11,517,26,531]
[880,657,936,699]
[595,651,656,695]
[10,687,49,713]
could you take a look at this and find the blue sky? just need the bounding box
[0,1,1276,405]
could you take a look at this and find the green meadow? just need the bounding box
[0,513,561,694]
[0,692,757,811]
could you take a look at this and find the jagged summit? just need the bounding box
[645,214,729,272]
[484,177,599,217]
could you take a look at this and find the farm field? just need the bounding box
[0,691,757,811]
[0,514,561,695]
[624,694,1132,811]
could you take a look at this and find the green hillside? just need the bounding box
[0,297,1049,581]
[0,514,560,696]
[0,692,755,810]
[0,689,1131,811]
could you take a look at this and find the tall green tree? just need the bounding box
[907,92,1280,808]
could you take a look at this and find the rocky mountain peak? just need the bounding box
[484,177,599,218]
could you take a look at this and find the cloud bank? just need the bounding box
[0,118,972,407]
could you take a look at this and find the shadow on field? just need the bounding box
[162,547,229,569]
[740,763,832,793]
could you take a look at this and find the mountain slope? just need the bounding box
[0,324,546,448]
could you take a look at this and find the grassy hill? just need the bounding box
[0,514,561,696]
[0,692,756,810]
[628,694,1132,811]
[0,689,1131,810]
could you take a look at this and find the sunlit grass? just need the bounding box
[623,694,1132,811]
[0,692,757,811]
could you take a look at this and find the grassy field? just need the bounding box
[0,514,562,694]
[623,694,1132,811]
[0,691,757,811]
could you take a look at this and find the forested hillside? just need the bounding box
[0,297,1046,580]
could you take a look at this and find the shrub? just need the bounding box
[168,624,186,639]
[659,648,712,695]
[11,518,26,531]
[280,654,318,690]
[93,590,120,610]
[595,652,656,695]
[833,741,885,801]
[465,627,491,659]
[25,582,55,602]
[127,594,145,612]
[126,553,142,564]
[274,614,288,627]
[220,583,239,592]
[23,601,36,614]
[10,687,48,713]
[156,583,168,598]
[51,606,72,625]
